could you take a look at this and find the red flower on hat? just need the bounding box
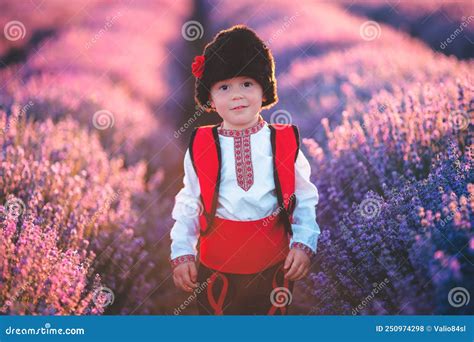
[192,55,205,79]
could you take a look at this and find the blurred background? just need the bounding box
[0,0,472,315]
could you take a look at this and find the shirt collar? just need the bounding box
[217,116,266,137]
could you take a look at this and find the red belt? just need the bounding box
[199,215,289,274]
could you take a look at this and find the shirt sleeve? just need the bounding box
[169,148,202,262]
[289,148,321,257]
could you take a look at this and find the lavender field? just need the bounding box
[1,0,472,315]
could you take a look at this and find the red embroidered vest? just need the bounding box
[189,123,299,234]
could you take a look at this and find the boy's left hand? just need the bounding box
[283,248,311,281]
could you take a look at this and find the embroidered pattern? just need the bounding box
[217,118,265,191]
[290,242,316,260]
[234,135,253,191]
[169,254,195,269]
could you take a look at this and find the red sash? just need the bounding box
[200,215,289,274]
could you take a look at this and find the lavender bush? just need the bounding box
[0,109,156,314]
[292,75,473,314]
[302,77,472,227]
[299,139,473,314]
[0,209,105,315]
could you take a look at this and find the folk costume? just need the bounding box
[169,25,321,315]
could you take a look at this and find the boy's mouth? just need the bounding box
[231,105,248,111]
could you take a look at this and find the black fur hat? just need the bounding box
[193,25,278,112]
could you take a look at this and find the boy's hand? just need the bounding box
[283,248,311,281]
[173,261,198,292]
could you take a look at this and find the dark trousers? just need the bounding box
[196,260,295,315]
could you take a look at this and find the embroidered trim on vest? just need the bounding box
[217,117,265,191]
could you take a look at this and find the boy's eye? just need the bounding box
[243,81,252,87]
[219,85,228,90]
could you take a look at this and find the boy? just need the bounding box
[169,25,320,315]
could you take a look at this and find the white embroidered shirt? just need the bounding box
[169,118,320,267]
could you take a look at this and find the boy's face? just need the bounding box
[209,76,266,129]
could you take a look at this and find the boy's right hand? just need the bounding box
[172,262,198,292]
